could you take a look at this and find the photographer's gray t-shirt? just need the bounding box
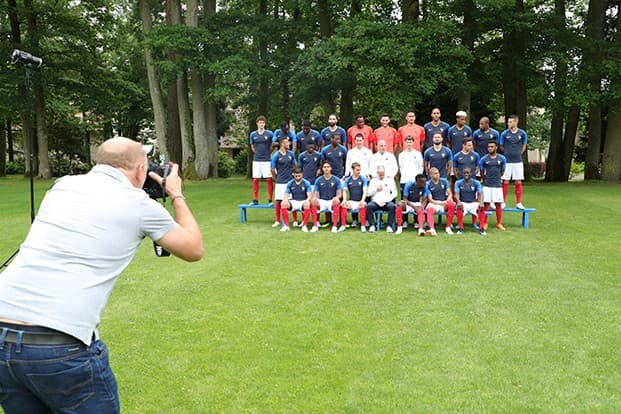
[0,164,175,344]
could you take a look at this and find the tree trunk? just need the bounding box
[340,81,354,129]
[139,0,168,158]
[166,80,182,163]
[584,0,606,179]
[7,120,14,162]
[34,87,50,178]
[205,0,218,178]
[546,110,565,182]
[561,105,580,180]
[187,0,210,179]
[0,120,6,177]
[601,111,621,181]
[458,0,475,116]
[401,0,420,22]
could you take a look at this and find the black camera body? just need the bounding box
[143,161,169,200]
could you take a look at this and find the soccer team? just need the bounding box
[249,110,529,236]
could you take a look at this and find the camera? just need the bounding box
[142,145,169,200]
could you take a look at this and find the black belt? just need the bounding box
[0,325,80,345]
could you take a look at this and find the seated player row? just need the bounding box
[277,140,509,236]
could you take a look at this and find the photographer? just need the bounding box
[0,137,203,413]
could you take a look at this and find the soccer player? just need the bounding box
[398,135,424,195]
[272,120,297,151]
[374,114,398,153]
[321,133,348,179]
[296,119,322,152]
[312,161,343,233]
[454,168,483,234]
[423,132,453,179]
[452,137,480,179]
[423,107,450,150]
[447,111,473,155]
[396,173,428,236]
[479,140,507,234]
[347,114,376,151]
[370,139,398,179]
[340,162,369,232]
[270,137,297,228]
[298,141,322,185]
[366,165,398,233]
[320,114,348,146]
[499,114,528,209]
[249,115,274,205]
[280,167,316,232]
[397,111,425,152]
[345,133,373,178]
[424,167,455,236]
[473,116,500,158]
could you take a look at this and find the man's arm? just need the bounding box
[150,164,203,262]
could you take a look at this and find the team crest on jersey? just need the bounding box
[441,153,446,158]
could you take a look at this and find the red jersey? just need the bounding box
[347,125,376,149]
[397,124,425,152]
[374,126,398,153]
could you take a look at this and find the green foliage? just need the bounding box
[234,148,249,175]
[570,161,585,180]
[217,151,235,178]
[5,159,25,175]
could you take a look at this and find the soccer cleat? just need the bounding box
[369,225,376,233]
[429,228,437,237]
[386,226,394,233]
[395,226,403,235]
[331,226,338,233]
[320,222,330,228]
[479,230,487,236]
[268,200,273,205]
[402,221,408,229]
[472,223,480,229]
[414,222,419,229]
[456,228,464,235]
[338,225,347,232]
[496,223,506,231]
[418,229,425,237]
[280,225,290,232]
[292,221,299,227]
[349,220,358,228]
[301,226,309,233]
[272,221,280,228]
[360,226,367,233]
[252,199,259,205]
[501,202,506,209]
[310,226,319,233]
[445,226,454,235]
[516,202,526,210]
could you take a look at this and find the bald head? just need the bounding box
[96,137,146,171]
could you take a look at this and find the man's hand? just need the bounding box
[149,162,183,198]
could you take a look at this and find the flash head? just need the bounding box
[10,49,42,67]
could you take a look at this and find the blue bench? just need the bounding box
[373,208,536,229]
[238,203,274,223]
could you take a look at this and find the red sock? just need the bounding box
[282,209,289,227]
[302,209,310,226]
[266,178,274,202]
[426,207,435,229]
[292,212,298,223]
[332,205,340,226]
[445,201,455,227]
[417,210,425,228]
[456,208,464,229]
[311,205,318,226]
[340,206,349,226]
[472,215,477,225]
[496,203,503,225]
[396,206,403,227]
[359,206,367,226]
[502,182,509,202]
[516,181,523,203]
[252,179,259,200]
[275,202,281,222]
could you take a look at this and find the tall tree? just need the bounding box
[205,0,219,177]
[401,0,420,22]
[601,6,621,182]
[165,0,181,164]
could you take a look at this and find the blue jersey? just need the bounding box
[454,178,482,203]
[320,126,347,146]
[321,144,348,178]
[296,129,322,152]
[402,181,426,203]
[298,151,321,184]
[285,178,313,201]
[423,146,453,178]
[270,150,297,184]
[479,154,507,188]
[343,175,368,202]
[453,151,480,178]
[314,175,342,200]
[423,121,450,148]
[271,129,297,144]
[249,129,274,162]
[447,125,473,154]
[499,128,528,163]
[424,178,451,202]
[472,128,500,157]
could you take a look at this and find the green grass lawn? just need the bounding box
[1,175,620,413]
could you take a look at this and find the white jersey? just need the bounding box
[368,176,398,204]
[370,151,398,179]
[398,149,424,184]
[345,146,373,177]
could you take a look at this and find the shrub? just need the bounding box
[570,161,584,180]
[218,151,235,178]
[6,159,25,174]
[49,150,90,176]
[234,148,249,175]
[528,162,546,178]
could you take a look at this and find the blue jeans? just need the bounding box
[0,332,119,413]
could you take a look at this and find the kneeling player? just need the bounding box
[454,168,483,234]
[340,162,369,232]
[312,161,343,233]
[397,173,427,236]
[424,167,455,236]
[280,168,317,232]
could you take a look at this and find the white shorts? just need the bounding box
[252,161,272,178]
[402,202,422,214]
[460,201,479,216]
[343,200,362,211]
[483,187,503,204]
[318,199,335,212]
[501,162,524,181]
[427,203,445,213]
[289,199,305,212]
[274,183,287,200]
